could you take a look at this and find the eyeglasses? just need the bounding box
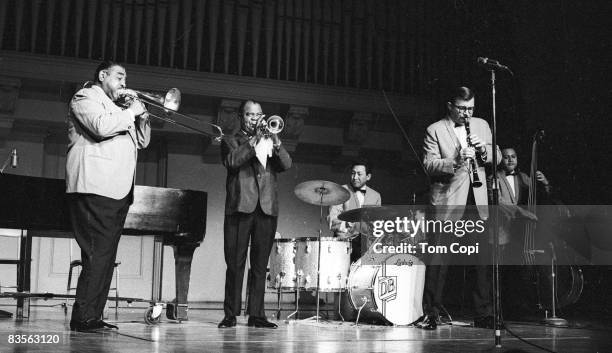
[452,104,474,113]
[245,112,263,118]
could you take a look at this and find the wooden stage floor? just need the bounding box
[0,305,610,353]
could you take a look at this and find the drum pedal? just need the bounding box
[354,298,369,326]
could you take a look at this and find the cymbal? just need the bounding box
[338,206,400,222]
[294,180,350,206]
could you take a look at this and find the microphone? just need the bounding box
[1,148,18,174]
[477,57,511,72]
[11,149,18,168]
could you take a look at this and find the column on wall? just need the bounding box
[282,105,308,152]
[216,99,242,139]
[0,77,20,139]
[341,111,371,159]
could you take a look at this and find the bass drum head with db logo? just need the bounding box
[348,253,425,325]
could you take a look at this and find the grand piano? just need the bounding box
[0,173,207,320]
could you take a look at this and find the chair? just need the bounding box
[65,260,121,319]
[0,233,23,318]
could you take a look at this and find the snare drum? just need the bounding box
[268,238,298,289]
[294,237,351,291]
[348,253,425,325]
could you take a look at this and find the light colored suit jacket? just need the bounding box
[423,117,501,220]
[66,85,151,200]
[328,184,382,236]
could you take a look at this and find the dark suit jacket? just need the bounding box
[496,170,530,206]
[221,131,292,216]
[493,170,531,245]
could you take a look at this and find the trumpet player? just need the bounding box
[66,60,150,332]
[419,86,501,330]
[218,100,292,328]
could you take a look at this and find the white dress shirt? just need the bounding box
[505,173,516,199]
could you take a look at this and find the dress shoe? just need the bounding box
[217,316,237,328]
[70,319,118,332]
[413,315,438,330]
[247,316,278,329]
[473,316,497,329]
[98,320,118,329]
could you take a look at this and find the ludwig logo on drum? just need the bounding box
[394,258,413,266]
[378,276,397,302]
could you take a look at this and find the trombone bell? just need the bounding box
[163,88,181,111]
[136,88,181,111]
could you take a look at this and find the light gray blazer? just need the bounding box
[66,85,150,200]
[328,184,382,236]
[423,117,501,220]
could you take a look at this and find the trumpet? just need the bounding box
[464,118,483,188]
[255,115,284,136]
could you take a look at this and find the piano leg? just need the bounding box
[169,243,198,321]
[16,230,31,319]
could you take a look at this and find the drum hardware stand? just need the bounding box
[295,188,326,323]
[301,187,327,323]
[275,274,284,320]
[292,180,351,324]
[315,188,326,322]
[337,275,344,322]
[354,297,369,326]
[542,243,568,326]
[286,272,302,321]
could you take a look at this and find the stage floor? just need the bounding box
[0,305,610,353]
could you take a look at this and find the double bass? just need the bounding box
[521,130,584,313]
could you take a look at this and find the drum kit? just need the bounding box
[268,180,425,325]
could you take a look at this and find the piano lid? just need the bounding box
[0,174,207,241]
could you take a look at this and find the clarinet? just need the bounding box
[464,118,483,188]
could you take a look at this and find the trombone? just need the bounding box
[110,84,224,140]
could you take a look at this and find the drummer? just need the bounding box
[328,159,381,262]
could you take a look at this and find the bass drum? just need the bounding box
[348,253,425,325]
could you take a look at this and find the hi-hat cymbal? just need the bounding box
[338,206,400,222]
[294,180,350,206]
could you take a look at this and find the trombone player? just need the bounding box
[66,60,150,331]
[218,100,292,328]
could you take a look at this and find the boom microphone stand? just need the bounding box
[489,68,502,348]
[478,56,513,348]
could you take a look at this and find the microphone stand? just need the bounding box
[488,69,502,348]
